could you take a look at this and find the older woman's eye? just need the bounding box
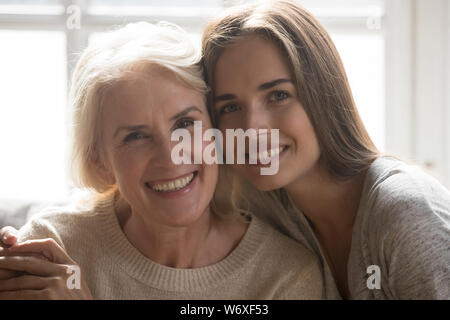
[175,118,194,129]
[123,131,146,143]
[269,90,290,102]
[219,104,240,115]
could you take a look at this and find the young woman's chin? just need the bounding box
[232,165,292,191]
[233,155,320,192]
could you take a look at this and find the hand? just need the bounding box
[0,226,21,280]
[0,238,93,300]
[0,226,48,280]
[1,226,19,247]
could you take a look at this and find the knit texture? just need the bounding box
[17,192,323,299]
[246,157,450,299]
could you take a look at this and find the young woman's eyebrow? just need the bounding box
[114,125,148,138]
[258,78,293,91]
[170,106,202,121]
[215,78,293,102]
[214,93,236,103]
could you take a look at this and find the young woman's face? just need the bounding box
[214,35,321,191]
[100,67,217,227]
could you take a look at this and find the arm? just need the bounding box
[384,208,450,300]
[0,238,92,299]
[0,223,92,299]
[372,177,450,299]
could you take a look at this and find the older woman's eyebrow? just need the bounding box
[170,106,202,121]
[114,125,148,138]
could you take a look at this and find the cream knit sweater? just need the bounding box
[17,191,323,299]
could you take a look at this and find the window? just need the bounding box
[0,30,67,201]
[0,0,388,200]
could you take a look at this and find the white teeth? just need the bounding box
[149,173,194,192]
[249,146,286,162]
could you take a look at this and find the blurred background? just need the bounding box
[0,0,449,202]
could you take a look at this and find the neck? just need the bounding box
[284,160,366,236]
[114,196,243,268]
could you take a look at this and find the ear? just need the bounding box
[92,150,116,186]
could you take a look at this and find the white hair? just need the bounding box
[69,21,207,193]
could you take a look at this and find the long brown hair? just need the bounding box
[202,0,379,180]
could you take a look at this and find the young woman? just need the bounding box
[201,0,450,299]
[0,21,322,299]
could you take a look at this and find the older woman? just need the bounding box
[0,21,322,299]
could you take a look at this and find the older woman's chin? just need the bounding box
[139,178,215,227]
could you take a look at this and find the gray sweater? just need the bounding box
[248,156,450,299]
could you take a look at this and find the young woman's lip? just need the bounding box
[244,144,289,159]
[146,171,196,185]
[245,145,289,167]
[245,144,289,155]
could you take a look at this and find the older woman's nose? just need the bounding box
[152,139,177,168]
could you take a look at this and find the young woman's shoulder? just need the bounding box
[362,156,450,228]
[358,156,450,299]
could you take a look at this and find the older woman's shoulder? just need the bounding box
[254,215,317,263]
[249,216,323,299]
[17,193,115,249]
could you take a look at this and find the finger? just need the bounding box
[0,246,50,261]
[0,289,51,300]
[0,269,23,281]
[9,238,73,264]
[0,255,66,277]
[1,226,18,246]
[0,274,48,291]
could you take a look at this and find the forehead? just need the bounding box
[101,67,205,123]
[214,35,292,92]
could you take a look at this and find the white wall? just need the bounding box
[385,0,450,188]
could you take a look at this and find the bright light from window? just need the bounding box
[0,30,67,201]
[331,33,385,151]
[0,0,385,202]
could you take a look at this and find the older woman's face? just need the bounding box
[100,67,217,227]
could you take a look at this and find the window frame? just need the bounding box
[2,0,449,188]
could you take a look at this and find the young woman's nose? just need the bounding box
[242,106,271,132]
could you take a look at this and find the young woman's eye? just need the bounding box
[219,104,240,115]
[123,131,147,143]
[175,118,194,129]
[269,90,290,102]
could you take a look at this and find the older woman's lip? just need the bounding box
[145,171,198,198]
[146,171,197,185]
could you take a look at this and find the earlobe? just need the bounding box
[102,168,116,185]
[92,151,116,185]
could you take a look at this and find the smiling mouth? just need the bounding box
[246,145,289,163]
[145,171,197,193]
